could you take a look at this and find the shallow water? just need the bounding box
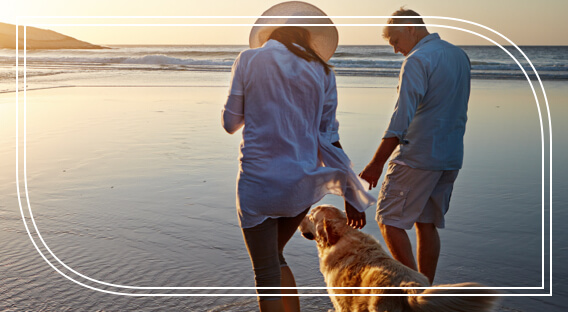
[0,76,565,311]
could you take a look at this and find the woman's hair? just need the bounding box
[268,26,332,75]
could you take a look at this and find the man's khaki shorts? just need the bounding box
[376,162,459,230]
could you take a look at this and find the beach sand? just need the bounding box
[0,80,564,311]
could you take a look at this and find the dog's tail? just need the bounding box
[405,282,500,312]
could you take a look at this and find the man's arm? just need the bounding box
[359,137,399,190]
[359,56,425,189]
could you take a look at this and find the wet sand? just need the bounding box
[0,80,564,311]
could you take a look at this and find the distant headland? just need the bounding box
[0,22,107,49]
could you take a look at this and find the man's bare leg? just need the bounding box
[379,223,417,271]
[416,222,440,285]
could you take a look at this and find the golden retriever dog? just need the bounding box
[298,205,499,312]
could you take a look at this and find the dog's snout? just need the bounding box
[299,214,316,240]
[301,232,315,240]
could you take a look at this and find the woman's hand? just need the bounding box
[345,200,366,229]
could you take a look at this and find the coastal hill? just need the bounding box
[0,22,106,49]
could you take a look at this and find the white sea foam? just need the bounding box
[1,45,566,78]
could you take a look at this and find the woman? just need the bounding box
[222,2,374,311]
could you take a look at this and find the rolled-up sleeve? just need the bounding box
[222,94,244,134]
[383,56,427,142]
[319,71,340,143]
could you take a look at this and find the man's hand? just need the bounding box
[359,162,383,190]
[359,137,399,190]
[345,200,366,229]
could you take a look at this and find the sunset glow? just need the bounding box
[1,0,566,46]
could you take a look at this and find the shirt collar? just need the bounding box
[409,33,440,55]
[263,39,306,51]
[263,39,285,48]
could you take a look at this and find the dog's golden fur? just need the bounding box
[298,205,499,312]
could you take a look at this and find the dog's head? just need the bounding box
[298,205,349,247]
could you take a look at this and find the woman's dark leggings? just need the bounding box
[241,208,310,301]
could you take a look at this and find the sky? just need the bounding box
[1,0,567,46]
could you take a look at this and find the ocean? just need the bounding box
[1,44,567,92]
[0,44,565,311]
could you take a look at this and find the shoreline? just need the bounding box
[1,76,565,96]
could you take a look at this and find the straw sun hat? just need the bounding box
[249,1,338,62]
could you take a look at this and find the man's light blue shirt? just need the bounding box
[384,33,471,171]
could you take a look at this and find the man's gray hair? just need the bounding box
[382,7,427,39]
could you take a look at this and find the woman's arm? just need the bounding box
[223,52,246,134]
[222,94,244,134]
[332,140,367,230]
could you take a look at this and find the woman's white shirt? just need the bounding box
[223,40,374,228]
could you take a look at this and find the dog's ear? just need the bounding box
[319,219,341,246]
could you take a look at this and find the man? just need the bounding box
[359,7,471,284]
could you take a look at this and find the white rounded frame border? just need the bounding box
[15,15,552,297]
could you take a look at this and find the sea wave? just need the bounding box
[0,54,235,67]
[330,59,402,69]
[0,45,566,80]
[119,54,234,66]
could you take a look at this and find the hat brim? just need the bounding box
[249,1,338,62]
